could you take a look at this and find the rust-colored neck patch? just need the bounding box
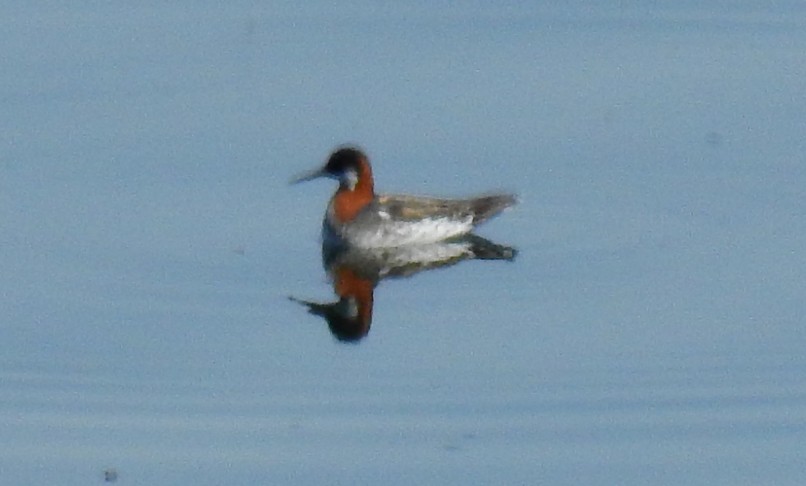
[331,158,375,223]
[333,266,374,335]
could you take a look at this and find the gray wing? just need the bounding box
[373,193,516,225]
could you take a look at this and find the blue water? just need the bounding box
[3,3,806,484]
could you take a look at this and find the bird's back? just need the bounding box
[327,193,516,248]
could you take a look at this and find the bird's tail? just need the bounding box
[471,194,517,225]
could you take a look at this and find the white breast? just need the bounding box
[346,216,474,248]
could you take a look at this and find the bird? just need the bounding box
[291,146,516,249]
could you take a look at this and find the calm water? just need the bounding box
[3,3,806,484]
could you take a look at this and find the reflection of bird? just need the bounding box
[290,235,516,342]
[290,265,374,343]
[292,146,516,248]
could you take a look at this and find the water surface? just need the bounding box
[2,2,806,484]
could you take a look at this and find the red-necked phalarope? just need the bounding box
[292,146,516,248]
